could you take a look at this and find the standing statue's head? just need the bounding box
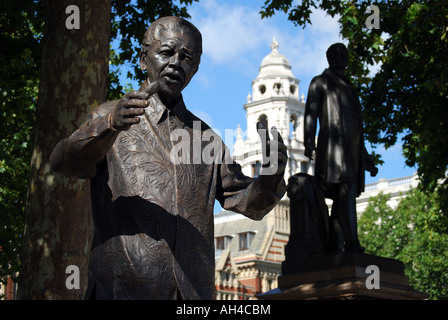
[139,16,202,106]
[326,43,348,72]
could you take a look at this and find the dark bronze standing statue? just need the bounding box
[50,16,287,300]
[257,44,429,301]
[304,43,378,253]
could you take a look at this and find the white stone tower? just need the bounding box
[233,38,313,183]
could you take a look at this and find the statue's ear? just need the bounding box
[139,50,147,71]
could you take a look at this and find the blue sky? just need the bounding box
[120,0,417,192]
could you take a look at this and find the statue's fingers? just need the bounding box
[127,99,149,109]
[257,121,270,159]
[270,126,284,144]
[256,121,270,141]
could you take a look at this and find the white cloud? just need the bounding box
[193,69,212,89]
[189,1,278,72]
[279,9,344,80]
[189,1,343,85]
[309,9,341,34]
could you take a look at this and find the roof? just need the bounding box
[214,210,270,260]
[257,37,294,78]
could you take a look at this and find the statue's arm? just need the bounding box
[216,146,287,221]
[362,144,378,177]
[49,102,120,179]
[304,78,323,160]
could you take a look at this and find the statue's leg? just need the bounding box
[329,203,345,252]
[333,181,364,252]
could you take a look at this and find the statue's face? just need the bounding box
[329,46,348,70]
[141,23,201,104]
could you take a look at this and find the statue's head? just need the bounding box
[139,16,202,104]
[326,43,348,71]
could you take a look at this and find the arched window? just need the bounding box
[258,114,268,129]
[273,83,282,94]
[290,84,296,94]
[290,114,298,138]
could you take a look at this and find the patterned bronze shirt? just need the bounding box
[50,88,286,300]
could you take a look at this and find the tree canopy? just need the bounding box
[359,190,448,299]
[0,0,43,285]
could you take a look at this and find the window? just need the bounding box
[216,237,225,250]
[273,82,282,94]
[258,114,268,131]
[301,161,308,173]
[290,114,298,139]
[251,161,261,178]
[267,279,273,291]
[215,236,232,250]
[238,232,255,251]
[259,84,266,94]
[290,85,296,94]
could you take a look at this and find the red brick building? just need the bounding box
[0,276,18,300]
[214,201,290,300]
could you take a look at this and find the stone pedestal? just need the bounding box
[257,252,428,300]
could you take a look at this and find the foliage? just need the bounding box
[358,189,448,299]
[260,0,448,213]
[0,0,43,285]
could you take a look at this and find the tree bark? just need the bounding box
[18,0,111,299]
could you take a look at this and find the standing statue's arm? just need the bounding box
[362,145,379,177]
[304,78,323,160]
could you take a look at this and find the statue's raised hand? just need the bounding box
[256,121,288,175]
[111,81,160,131]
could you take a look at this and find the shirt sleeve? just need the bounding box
[49,101,120,179]
[215,145,287,221]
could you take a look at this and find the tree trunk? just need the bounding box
[18,0,111,299]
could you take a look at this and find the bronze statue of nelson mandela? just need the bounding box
[49,16,287,300]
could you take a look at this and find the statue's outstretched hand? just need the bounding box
[110,81,160,131]
[257,121,287,176]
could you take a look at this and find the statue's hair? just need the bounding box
[142,16,202,56]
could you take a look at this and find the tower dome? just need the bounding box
[257,38,294,79]
[250,37,299,102]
